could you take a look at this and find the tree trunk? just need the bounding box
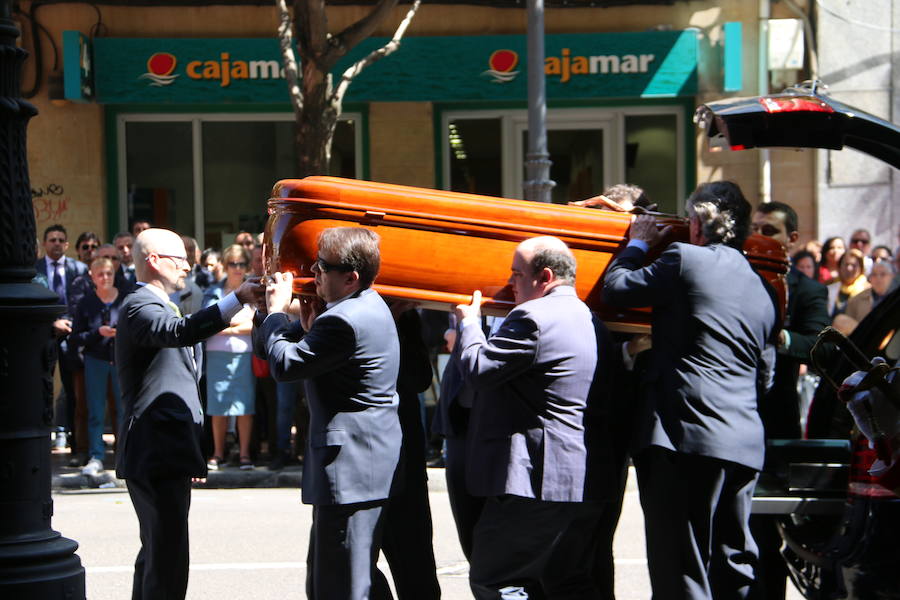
[295,64,339,178]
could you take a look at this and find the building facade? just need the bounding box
[16,0,895,253]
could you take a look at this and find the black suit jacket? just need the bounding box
[759,268,829,440]
[115,285,228,479]
[35,256,88,317]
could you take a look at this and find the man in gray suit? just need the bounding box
[454,235,614,600]
[257,227,401,600]
[603,181,778,600]
[116,228,259,600]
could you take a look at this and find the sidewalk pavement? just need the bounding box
[51,448,450,492]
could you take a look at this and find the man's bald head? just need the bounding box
[134,228,188,283]
[509,236,577,304]
[517,236,577,286]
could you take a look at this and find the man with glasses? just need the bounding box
[35,224,89,454]
[257,227,401,600]
[74,231,100,264]
[116,228,260,600]
[849,228,874,275]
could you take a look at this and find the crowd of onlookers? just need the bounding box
[793,227,899,333]
[38,220,312,476]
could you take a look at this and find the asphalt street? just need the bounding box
[51,469,804,599]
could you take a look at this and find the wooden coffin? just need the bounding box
[264,176,788,333]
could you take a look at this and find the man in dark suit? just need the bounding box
[455,235,615,599]
[256,227,401,600]
[116,228,258,600]
[749,201,829,600]
[35,224,88,449]
[603,181,778,600]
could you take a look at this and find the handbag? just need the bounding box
[251,354,270,378]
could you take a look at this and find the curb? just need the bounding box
[52,464,450,493]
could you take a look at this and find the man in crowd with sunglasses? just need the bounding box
[116,228,260,600]
[256,227,401,600]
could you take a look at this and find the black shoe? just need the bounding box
[269,451,287,471]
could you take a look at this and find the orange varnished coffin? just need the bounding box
[264,177,788,332]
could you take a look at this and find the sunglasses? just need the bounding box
[80,243,98,251]
[850,238,870,245]
[227,261,248,269]
[314,257,353,273]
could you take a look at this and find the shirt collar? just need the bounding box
[326,290,359,310]
[138,281,171,304]
[46,255,66,268]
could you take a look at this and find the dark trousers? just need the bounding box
[127,476,193,600]
[469,495,599,600]
[747,515,789,600]
[590,458,629,600]
[444,436,485,560]
[634,447,759,600]
[307,500,391,600]
[381,417,441,599]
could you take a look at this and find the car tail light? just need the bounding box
[848,435,900,498]
[759,96,835,114]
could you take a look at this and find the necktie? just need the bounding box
[167,301,182,318]
[51,261,65,305]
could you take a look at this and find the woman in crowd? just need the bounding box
[70,256,123,476]
[828,248,870,317]
[203,244,256,470]
[792,250,818,280]
[872,245,893,264]
[819,236,845,285]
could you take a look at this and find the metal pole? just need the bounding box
[0,1,85,596]
[523,0,555,202]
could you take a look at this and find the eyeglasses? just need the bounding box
[153,254,189,268]
[850,238,870,245]
[226,261,248,269]
[313,257,353,273]
[80,243,98,251]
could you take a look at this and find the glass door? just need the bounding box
[512,114,614,204]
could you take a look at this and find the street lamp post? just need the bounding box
[523,0,555,203]
[0,1,85,597]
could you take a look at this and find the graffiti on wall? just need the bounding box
[32,184,70,223]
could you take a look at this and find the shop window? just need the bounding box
[520,128,605,204]
[121,115,358,249]
[448,118,502,197]
[125,122,195,236]
[624,114,679,214]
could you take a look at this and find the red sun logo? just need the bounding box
[489,50,518,73]
[147,52,177,77]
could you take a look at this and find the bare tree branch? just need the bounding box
[333,0,421,104]
[327,0,399,66]
[276,0,303,115]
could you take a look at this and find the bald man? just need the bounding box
[115,228,259,600]
[455,236,615,599]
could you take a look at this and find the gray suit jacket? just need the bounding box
[457,285,613,503]
[256,287,402,506]
[603,242,777,471]
[115,284,228,479]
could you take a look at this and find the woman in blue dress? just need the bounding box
[203,244,256,469]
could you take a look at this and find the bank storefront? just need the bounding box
[66,28,705,248]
